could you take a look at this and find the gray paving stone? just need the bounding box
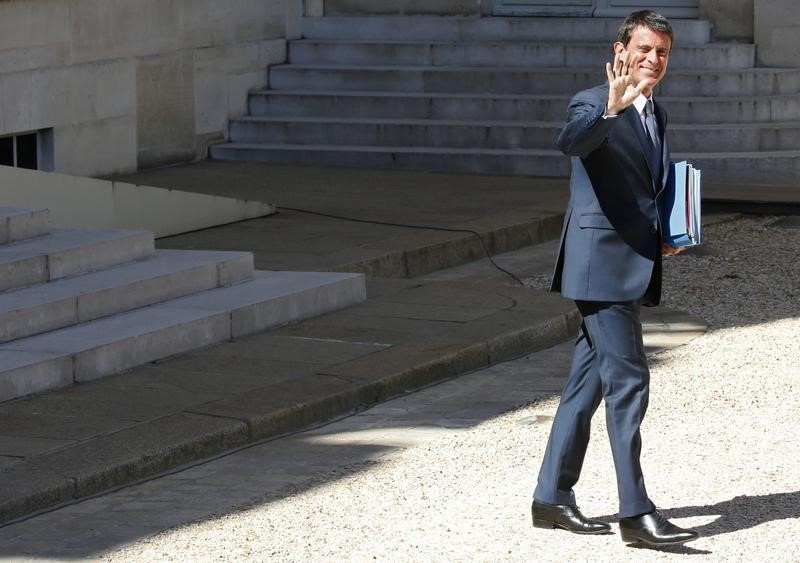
[194,333,387,364]
[4,380,218,424]
[369,279,525,309]
[0,464,74,525]
[25,412,249,499]
[140,357,320,386]
[0,410,136,442]
[0,435,74,458]
[0,456,20,471]
[317,340,491,395]
[192,373,367,441]
[275,313,457,346]
[343,300,496,322]
[432,307,580,363]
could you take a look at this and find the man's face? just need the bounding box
[614,25,672,96]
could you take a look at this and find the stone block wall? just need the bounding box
[324,0,481,15]
[698,0,753,42]
[0,0,299,177]
[755,0,800,68]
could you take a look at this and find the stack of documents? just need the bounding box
[661,161,702,248]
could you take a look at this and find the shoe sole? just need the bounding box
[533,518,611,535]
[621,532,699,546]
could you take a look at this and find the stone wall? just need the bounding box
[698,0,753,41]
[324,0,481,15]
[0,0,300,177]
[754,0,800,68]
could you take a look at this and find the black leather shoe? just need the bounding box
[619,509,699,546]
[532,500,611,535]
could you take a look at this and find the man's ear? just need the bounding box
[613,42,625,55]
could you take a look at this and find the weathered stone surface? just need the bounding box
[136,53,196,169]
[0,1,291,177]
[325,0,481,15]
[755,0,800,67]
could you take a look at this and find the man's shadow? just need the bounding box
[601,491,800,555]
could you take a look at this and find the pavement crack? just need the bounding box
[319,373,358,385]
[286,335,391,347]
[182,410,248,423]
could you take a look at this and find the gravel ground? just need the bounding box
[105,215,800,562]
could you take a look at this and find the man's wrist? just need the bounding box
[603,105,619,119]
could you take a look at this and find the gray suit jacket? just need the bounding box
[551,84,670,306]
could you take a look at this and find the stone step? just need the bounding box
[0,270,366,402]
[289,39,756,70]
[0,229,154,293]
[0,250,253,344]
[230,116,562,149]
[0,208,49,245]
[210,141,571,176]
[660,95,800,124]
[301,16,712,45]
[209,141,800,185]
[688,150,800,185]
[670,123,800,153]
[248,90,800,124]
[229,116,800,153]
[268,64,800,97]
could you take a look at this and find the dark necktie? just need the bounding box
[643,99,662,182]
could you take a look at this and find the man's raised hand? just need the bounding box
[605,50,647,116]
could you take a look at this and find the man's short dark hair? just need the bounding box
[616,10,673,48]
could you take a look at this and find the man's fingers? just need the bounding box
[606,62,615,83]
[626,50,638,70]
[610,52,622,78]
[632,79,649,95]
[619,50,634,75]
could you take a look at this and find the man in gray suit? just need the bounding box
[530,10,699,546]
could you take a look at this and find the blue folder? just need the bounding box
[661,161,702,248]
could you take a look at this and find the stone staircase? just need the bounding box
[210,16,800,185]
[0,207,366,402]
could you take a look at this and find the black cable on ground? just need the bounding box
[275,205,525,286]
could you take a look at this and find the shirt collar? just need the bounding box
[632,93,653,114]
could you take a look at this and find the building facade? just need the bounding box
[0,0,796,179]
[0,0,301,177]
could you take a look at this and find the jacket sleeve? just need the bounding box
[556,88,622,158]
